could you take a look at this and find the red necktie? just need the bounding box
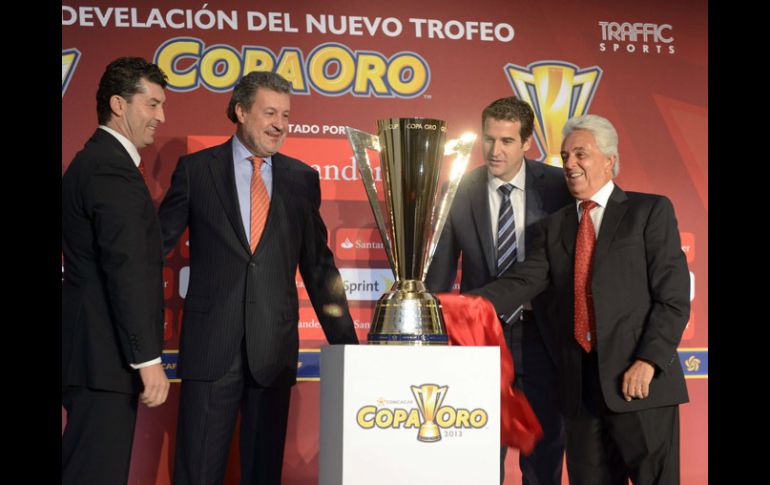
[574,200,598,353]
[249,156,269,253]
[138,160,145,176]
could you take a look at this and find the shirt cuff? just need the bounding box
[130,357,162,369]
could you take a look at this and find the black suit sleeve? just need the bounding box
[299,171,359,345]
[425,213,460,293]
[90,162,162,364]
[635,196,690,371]
[158,156,191,258]
[469,219,551,314]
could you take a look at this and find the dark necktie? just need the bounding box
[249,156,269,253]
[496,184,522,324]
[574,200,598,353]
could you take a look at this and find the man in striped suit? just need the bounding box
[158,71,358,485]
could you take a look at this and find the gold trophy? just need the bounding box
[411,384,448,442]
[346,118,475,344]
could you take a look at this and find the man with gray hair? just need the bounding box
[472,114,690,484]
[159,71,358,485]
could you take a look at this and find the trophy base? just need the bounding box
[367,280,448,346]
[417,423,442,442]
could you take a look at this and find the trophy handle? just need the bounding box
[345,127,398,277]
[420,133,477,281]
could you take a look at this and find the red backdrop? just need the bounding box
[62,1,707,483]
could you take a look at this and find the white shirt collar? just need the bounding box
[488,161,526,192]
[576,180,615,209]
[98,125,141,167]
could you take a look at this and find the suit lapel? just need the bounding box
[593,185,628,271]
[208,138,251,254]
[524,160,548,246]
[560,204,579,259]
[258,152,287,253]
[467,167,497,276]
[92,129,140,171]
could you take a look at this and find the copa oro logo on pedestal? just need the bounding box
[356,384,488,442]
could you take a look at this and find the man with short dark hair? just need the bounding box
[62,56,170,484]
[159,71,358,485]
[427,96,572,485]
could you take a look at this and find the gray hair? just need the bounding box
[563,114,620,177]
[227,71,291,123]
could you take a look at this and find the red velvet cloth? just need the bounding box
[437,293,543,454]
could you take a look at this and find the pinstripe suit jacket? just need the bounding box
[158,138,357,387]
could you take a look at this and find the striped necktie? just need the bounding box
[249,156,269,253]
[497,184,522,324]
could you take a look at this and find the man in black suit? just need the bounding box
[426,96,572,485]
[158,71,358,485]
[62,57,170,484]
[474,114,690,484]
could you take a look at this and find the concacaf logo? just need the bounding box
[356,384,488,442]
[684,355,701,372]
[62,48,80,97]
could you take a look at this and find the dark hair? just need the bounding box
[96,57,168,125]
[226,71,291,123]
[481,96,535,141]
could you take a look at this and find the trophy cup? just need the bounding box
[411,384,448,442]
[346,118,475,344]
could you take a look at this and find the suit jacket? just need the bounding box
[474,185,690,417]
[62,129,165,394]
[426,160,572,358]
[158,138,357,388]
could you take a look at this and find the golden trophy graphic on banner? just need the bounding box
[411,384,449,442]
[505,61,602,167]
[346,118,475,344]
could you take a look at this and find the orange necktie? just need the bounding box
[574,200,598,353]
[249,156,269,253]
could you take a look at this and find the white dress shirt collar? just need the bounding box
[98,125,141,167]
[488,161,526,192]
[575,180,615,210]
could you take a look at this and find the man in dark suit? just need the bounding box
[62,57,170,484]
[158,71,358,485]
[426,96,572,485]
[474,114,690,484]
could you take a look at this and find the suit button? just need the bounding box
[249,262,256,267]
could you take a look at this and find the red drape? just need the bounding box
[437,293,543,454]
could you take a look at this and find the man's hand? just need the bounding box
[139,363,170,408]
[622,359,655,401]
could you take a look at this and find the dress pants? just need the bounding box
[62,386,139,485]
[564,351,680,485]
[500,310,566,485]
[174,343,292,485]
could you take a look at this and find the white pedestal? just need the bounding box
[319,345,500,485]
